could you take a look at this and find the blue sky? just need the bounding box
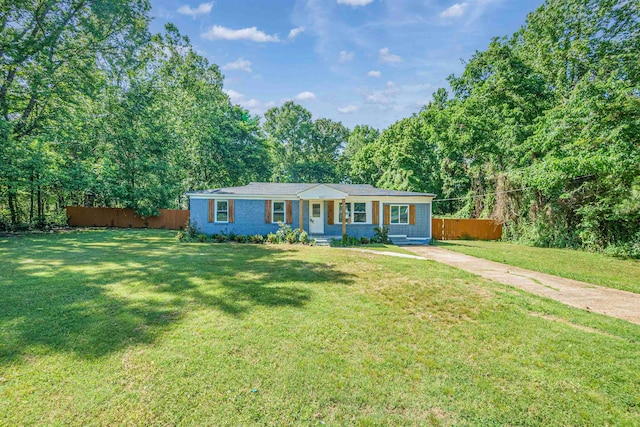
[149,0,545,129]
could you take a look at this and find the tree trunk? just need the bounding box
[8,186,17,225]
[30,174,34,223]
[37,182,43,226]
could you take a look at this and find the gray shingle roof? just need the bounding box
[186,182,435,197]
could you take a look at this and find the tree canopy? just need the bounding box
[1,0,638,257]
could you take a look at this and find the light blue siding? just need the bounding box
[384,203,431,238]
[190,198,431,241]
[190,198,303,236]
[323,202,431,238]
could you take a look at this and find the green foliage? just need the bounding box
[248,234,265,244]
[264,101,348,182]
[372,227,391,244]
[266,233,278,244]
[330,234,361,247]
[345,0,640,254]
[234,234,247,244]
[213,233,228,243]
[299,230,309,245]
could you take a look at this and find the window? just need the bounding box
[272,201,285,223]
[216,200,228,222]
[312,203,321,217]
[353,203,366,223]
[390,205,409,224]
[338,202,352,223]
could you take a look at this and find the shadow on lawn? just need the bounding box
[0,230,353,363]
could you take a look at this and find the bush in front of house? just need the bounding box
[266,233,278,244]
[177,220,200,242]
[234,234,247,243]
[372,226,391,244]
[213,233,228,243]
[248,234,265,244]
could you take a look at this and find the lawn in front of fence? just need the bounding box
[1,230,639,425]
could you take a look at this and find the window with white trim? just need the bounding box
[338,202,352,223]
[353,202,366,223]
[272,201,285,223]
[337,201,370,224]
[216,200,228,223]
[390,205,409,224]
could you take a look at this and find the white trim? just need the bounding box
[334,201,373,225]
[389,204,410,225]
[407,237,430,240]
[428,202,432,240]
[379,201,384,227]
[297,184,349,199]
[215,200,229,223]
[189,194,434,203]
[309,200,324,234]
[271,200,286,224]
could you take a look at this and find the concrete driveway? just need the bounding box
[405,246,640,325]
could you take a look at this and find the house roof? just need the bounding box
[186,182,436,198]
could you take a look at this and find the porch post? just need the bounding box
[341,198,346,236]
[299,199,304,232]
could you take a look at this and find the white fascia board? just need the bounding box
[188,194,296,201]
[297,184,349,200]
[187,194,434,203]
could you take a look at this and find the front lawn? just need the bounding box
[435,240,640,294]
[1,230,639,425]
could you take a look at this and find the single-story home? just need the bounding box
[186,183,436,244]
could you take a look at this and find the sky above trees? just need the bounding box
[149,0,544,127]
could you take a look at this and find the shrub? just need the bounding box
[197,233,209,242]
[372,226,390,244]
[266,233,278,244]
[228,231,237,241]
[234,234,247,243]
[213,233,228,243]
[360,236,370,244]
[248,234,265,244]
[286,228,300,244]
[330,233,360,247]
[177,220,199,242]
[275,222,291,243]
[299,230,309,244]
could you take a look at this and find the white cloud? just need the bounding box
[224,89,244,104]
[337,0,374,6]
[202,26,280,42]
[379,47,402,63]
[295,91,317,101]
[177,2,213,18]
[368,70,382,78]
[339,50,355,62]
[244,99,260,108]
[265,101,277,109]
[338,105,359,114]
[439,2,469,18]
[221,58,252,72]
[288,26,305,40]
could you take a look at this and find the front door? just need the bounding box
[309,201,324,234]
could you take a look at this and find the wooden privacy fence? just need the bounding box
[66,207,189,230]
[432,218,502,240]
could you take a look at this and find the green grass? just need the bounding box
[1,230,639,426]
[352,243,414,255]
[435,240,640,294]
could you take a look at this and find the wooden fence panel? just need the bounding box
[66,207,189,230]
[432,218,502,240]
